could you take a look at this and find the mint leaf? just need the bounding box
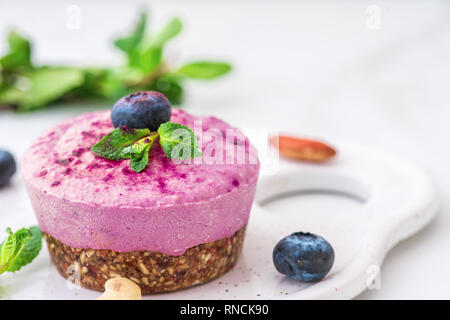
[11,228,32,251]
[7,226,42,272]
[114,12,147,54]
[128,144,151,173]
[129,46,162,73]
[127,17,181,73]
[121,133,158,172]
[0,228,16,274]
[0,86,23,105]
[178,61,231,79]
[0,226,42,274]
[0,30,32,71]
[91,127,151,160]
[15,67,85,112]
[150,17,182,47]
[158,122,202,160]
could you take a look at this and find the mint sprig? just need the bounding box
[158,122,203,160]
[91,127,151,160]
[121,133,158,172]
[178,62,232,79]
[91,122,202,173]
[0,12,232,112]
[0,226,42,274]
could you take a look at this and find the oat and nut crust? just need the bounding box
[44,225,246,294]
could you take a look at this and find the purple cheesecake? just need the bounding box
[21,108,259,293]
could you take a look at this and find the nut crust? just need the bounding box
[44,225,246,294]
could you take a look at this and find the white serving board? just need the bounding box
[0,142,439,300]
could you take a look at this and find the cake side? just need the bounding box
[24,176,256,255]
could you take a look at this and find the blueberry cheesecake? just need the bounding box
[21,92,260,293]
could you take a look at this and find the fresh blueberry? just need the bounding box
[0,150,17,188]
[273,232,334,282]
[111,91,172,131]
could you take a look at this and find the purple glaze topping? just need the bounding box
[55,158,72,165]
[103,173,114,182]
[51,181,61,187]
[38,170,48,177]
[72,148,86,157]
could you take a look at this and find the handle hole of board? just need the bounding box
[255,171,370,205]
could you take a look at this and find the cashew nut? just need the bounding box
[96,277,142,300]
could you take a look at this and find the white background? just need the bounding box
[0,0,449,299]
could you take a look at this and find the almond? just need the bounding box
[270,135,336,162]
[96,277,142,300]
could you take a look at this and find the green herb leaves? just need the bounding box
[0,228,18,274]
[0,226,42,274]
[121,133,158,172]
[10,68,85,112]
[0,12,231,112]
[91,127,151,160]
[178,62,232,80]
[0,31,32,71]
[91,122,202,173]
[150,18,183,48]
[158,122,203,160]
[114,12,147,55]
[0,28,85,112]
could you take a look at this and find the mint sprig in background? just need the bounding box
[0,12,232,112]
[91,122,202,173]
[0,226,42,274]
